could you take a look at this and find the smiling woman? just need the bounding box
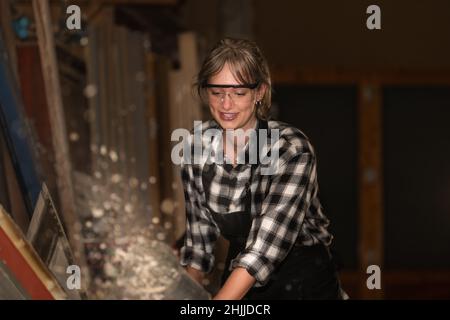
[202,62,262,131]
[196,38,271,126]
[179,38,344,300]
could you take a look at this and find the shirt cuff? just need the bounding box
[230,250,274,287]
[180,246,215,273]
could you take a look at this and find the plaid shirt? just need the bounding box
[179,119,333,286]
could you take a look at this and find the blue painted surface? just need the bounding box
[0,30,41,217]
[12,16,31,40]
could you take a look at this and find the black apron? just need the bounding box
[202,120,342,300]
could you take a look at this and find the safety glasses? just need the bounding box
[203,82,259,105]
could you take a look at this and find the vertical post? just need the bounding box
[155,55,173,237]
[358,81,384,299]
[32,0,88,280]
[168,32,202,242]
[145,52,162,223]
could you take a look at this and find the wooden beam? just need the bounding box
[32,0,89,283]
[357,82,384,299]
[272,67,450,85]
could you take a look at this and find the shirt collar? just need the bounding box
[209,118,270,167]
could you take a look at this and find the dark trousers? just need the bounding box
[241,244,343,300]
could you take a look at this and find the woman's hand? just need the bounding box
[213,267,256,300]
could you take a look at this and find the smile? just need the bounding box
[219,112,238,121]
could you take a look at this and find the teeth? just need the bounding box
[222,112,237,119]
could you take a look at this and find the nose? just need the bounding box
[221,93,233,110]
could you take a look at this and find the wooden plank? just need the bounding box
[32,0,88,276]
[0,205,66,299]
[357,82,384,299]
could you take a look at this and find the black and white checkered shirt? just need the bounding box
[179,119,333,286]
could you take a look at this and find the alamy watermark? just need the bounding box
[366,264,382,290]
[171,121,280,175]
[66,5,81,30]
[366,5,381,30]
[66,265,81,290]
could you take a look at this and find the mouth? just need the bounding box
[219,112,238,121]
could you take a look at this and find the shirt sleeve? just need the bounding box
[231,151,316,286]
[179,162,220,274]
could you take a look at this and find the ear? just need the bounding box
[257,83,267,101]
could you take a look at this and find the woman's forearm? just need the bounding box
[213,267,256,300]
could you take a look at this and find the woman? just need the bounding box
[179,38,343,300]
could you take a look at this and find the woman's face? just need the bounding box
[207,63,264,131]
